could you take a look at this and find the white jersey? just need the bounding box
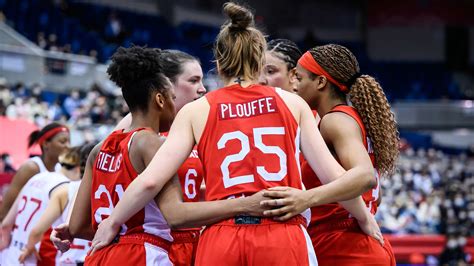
[2,172,69,266]
[58,180,90,265]
[29,156,62,173]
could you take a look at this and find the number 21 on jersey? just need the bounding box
[94,184,128,233]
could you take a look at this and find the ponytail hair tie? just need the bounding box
[346,72,362,88]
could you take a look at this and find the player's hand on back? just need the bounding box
[240,190,273,216]
[260,187,311,221]
[50,223,73,253]
[89,217,120,255]
[356,213,384,246]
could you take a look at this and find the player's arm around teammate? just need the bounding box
[89,100,271,252]
[156,176,267,229]
[90,82,383,253]
[260,90,384,243]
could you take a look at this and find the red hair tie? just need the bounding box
[37,127,69,146]
[298,51,349,93]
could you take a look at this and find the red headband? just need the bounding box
[298,51,349,93]
[37,127,69,146]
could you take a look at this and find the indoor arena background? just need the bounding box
[0,0,473,265]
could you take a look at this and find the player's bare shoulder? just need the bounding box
[180,96,210,132]
[275,88,308,122]
[133,130,165,153]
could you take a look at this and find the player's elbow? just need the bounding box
[162,207,188,229]
[142,178,160,193]
[68,223,79,238]
[69,221,84,238]
[360,167,376,191]
[167,219,185,230]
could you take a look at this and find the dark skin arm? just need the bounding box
[262,112,376,215]
[156,177,268,229]
[69,143,101,240]
[69,132,163,239]
[137,131,268,229]
[0,161,39,221]
[319,112,377,192]
[130,130,165,175]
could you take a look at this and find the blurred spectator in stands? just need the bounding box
[417,195,441,233]
[47,33,59,51]
[37,32,47,49]
[0,100,6,116]
[0,78,12,106]
[63,43,72,54]
[439,234,469,265]
[89,95,109,123]
[6,98,27,119]
[89,49,98,60]
[0,153,15,173]
[378,147,474,236]
[31,84,43,101]
[11,82,29,98]
[47,99,64,121]
[63,90,82,117]
[105,11,125,43]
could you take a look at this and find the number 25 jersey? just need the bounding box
[197,84,303,201]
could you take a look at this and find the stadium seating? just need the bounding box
[0,0,467,100]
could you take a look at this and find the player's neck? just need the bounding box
[223,76,258,88]
[317,95,346,118]
[41,154,58,171]
[127,111,160,134]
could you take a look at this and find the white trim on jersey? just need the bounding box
[144,242,172,266]
[128,131,139,151]
[300,224,318,266]
[295,127,302,184]
[29,156,62,173]
[142,201,173,242]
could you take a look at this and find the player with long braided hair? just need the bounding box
[90,3,383,265]
[263,44,398,265]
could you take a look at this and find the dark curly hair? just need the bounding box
[107,46,171,112]
[267,39,302,70]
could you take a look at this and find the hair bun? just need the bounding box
[223,2,254,30]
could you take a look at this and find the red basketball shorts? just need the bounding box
[38,228,59,266]
[84,233,172,266]
[308,219,396,266]
[169,229,200,266]
[195,215,317,266]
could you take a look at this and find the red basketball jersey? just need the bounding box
[160,132,204,203]
[301,105,380,226]
[176,147,203,202]
[197,84,303,201]
[91,128,172,241]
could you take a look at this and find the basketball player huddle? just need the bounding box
[0,2,400,265]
